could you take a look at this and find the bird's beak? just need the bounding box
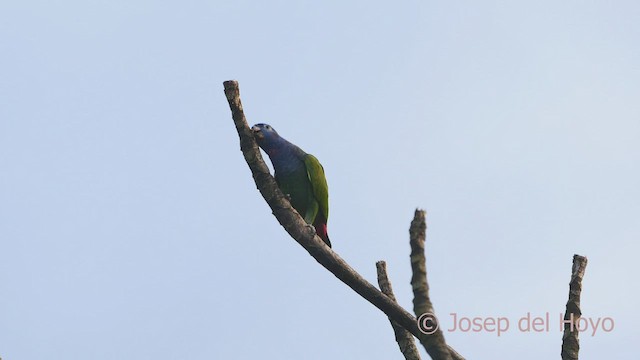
[251,125,264,140]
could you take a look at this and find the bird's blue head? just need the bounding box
[251,123,283,152]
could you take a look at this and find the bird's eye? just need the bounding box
[266,125,271,129]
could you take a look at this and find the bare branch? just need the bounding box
[224,80,463,360]
[410,209,463,360]
[376,261,422,360]
[561,254,588,360]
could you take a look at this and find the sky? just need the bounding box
[1,1,638,359]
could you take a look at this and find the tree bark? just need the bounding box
[410,209,463,360]
[561,254,588,360]
[376,261,422,360]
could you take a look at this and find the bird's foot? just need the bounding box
[305,224,317,237]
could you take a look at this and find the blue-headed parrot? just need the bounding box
[251,123,331,247]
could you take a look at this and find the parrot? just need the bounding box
[251,123,331,247]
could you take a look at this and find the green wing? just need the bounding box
[303,154,329,222]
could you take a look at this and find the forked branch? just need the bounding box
[223,80,464,360]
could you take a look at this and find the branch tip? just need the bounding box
[561,254,588,360]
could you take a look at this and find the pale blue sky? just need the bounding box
[1,1,638,359]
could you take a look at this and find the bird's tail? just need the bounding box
[322,234,331,248]
[314,220,331,248]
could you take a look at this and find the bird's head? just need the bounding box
[251,123,280,147]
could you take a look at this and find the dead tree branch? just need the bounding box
[376,261,422,360]
[224,80,463,360]
[410,209,463,360]
[561,254,588,360]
